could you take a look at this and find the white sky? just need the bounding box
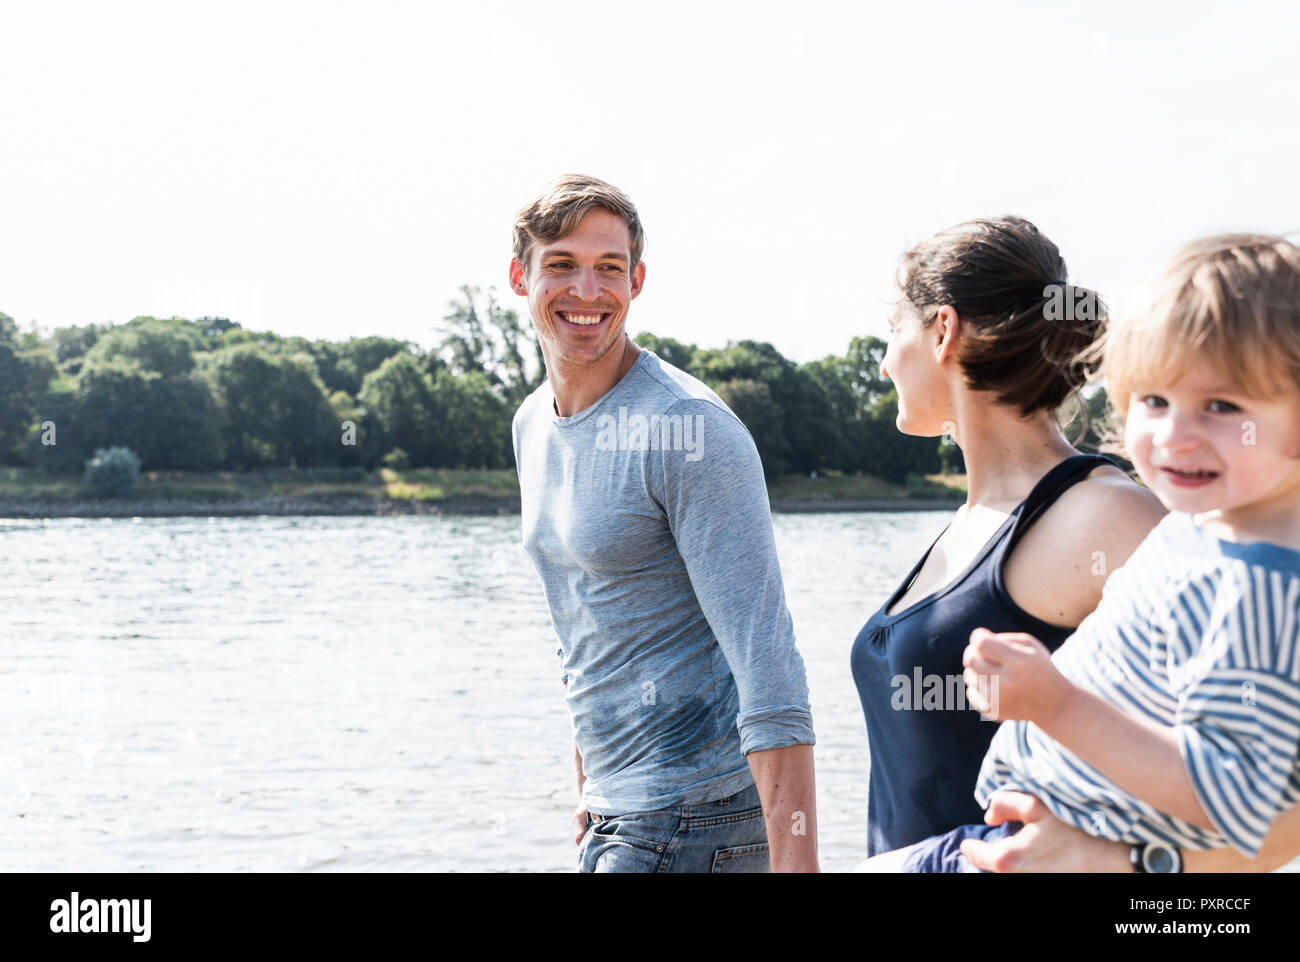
[1,0,1296,364]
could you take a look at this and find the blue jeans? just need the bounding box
[578,782,770,873]
[903,820,1024,873]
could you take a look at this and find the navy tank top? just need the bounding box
[850,453,1119,856]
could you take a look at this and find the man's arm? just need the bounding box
[747,744,818,872]
[652,400,819,872]
[563,674,588,846]
[570,739,589,846]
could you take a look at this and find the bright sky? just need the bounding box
[2,0,1296,364]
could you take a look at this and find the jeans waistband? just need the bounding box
[589,782,760,821]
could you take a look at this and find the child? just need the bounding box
[902,232,1300,872]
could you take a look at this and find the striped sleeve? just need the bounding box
[1173,564,1300,856]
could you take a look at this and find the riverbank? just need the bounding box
[0,467,966,518]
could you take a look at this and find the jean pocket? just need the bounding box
[684,805,766,831]
[588,818,667,856]
[710,842,770,873]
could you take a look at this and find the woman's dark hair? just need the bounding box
[897,216,1105,416]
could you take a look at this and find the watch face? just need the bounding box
[1145,845,1176,873]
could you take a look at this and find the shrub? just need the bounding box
[84,446,141,498]
[381,447,410,470]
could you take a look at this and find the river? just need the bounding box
[2,513,1292,872]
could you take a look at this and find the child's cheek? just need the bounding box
[1286,420,1300,461]
[1124,413,1158,486]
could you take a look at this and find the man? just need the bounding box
[508,174,819,873]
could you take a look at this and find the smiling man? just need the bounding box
[509,174,819,873]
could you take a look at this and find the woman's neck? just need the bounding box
[953,397,1079,512]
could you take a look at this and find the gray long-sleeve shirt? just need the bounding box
[512,349,815,814]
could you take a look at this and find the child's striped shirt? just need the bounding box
[975,511,1300,856]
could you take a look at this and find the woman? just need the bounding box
[850,216,1166,859]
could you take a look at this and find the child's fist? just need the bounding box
[962,627,1065,722]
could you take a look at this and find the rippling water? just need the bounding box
[3,513,1292,872]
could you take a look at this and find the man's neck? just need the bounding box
[546,336,642,418]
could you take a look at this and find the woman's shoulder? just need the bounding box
[1005,462,1168,626]
[1056,463,1168,540]
[1041,464,1167,561]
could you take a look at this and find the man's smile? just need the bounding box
[557,310,610,328]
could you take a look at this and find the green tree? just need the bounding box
[806,337,891,410]
[24,377,80,470]
[0,314,58,464]
[804,336,894,474]
[633,333,697,371]
[309,337,416,397]
[430,369,511,468]
[81,316,204,378]
[205,345,336,468]
[71,361,225,470]
[358,353,437,466]
[199,316,241,339]
[438,286,544,407]
[329,390,364,466]
[858,388,944,483]
[693,340,834,474]
[50,322,107,375]
[713,379,790,475]
[71,363,157,463]
[146,373,226,469]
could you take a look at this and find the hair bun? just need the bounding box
[897,217,1108,416]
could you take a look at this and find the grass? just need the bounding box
[913,472,969,498]
[378,468,520,501]
[0,466,512,503]
[0,467,968,503]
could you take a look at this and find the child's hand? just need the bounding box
[962,628,1070,723]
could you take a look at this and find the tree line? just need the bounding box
[0,289,1105,480]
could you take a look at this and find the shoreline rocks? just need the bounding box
[0,493,962,518]
[0,495,522,518]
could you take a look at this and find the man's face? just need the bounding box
[509,207,645,368]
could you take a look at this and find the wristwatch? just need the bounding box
[1130,841,1183,873]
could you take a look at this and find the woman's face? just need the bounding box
[882,301,951,437]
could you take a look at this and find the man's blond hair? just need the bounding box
[513,174,645,276]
